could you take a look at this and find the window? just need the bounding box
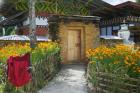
[107,26,112,36]
[113,26,119,30]
[101,27,106,36]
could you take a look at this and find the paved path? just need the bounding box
[38,64,88,93]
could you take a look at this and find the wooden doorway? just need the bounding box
[67,29,81,62]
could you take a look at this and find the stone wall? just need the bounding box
[59,22,99,63]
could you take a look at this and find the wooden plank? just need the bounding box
[89,78,137,93]
[67,30,81,61]
[98,83,129,93]
[87,71,140,93]
[94,72,139,82]
[96,87,112,93]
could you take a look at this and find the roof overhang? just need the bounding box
[92,1,140,18]
[0,35,50,41]
[59,15,100,21]
[0,11,27,27]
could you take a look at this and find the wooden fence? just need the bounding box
[2,52,61,93]
[87,66,140,93]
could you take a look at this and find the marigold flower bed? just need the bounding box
[87,44,140,78]
[0,42,61,93]
[87,45,140,93]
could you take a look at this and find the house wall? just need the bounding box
[59,22,99,63]
[17,26,48,36]
[100,23,136,41]
[18,12,49,36]
[23,17,48,26]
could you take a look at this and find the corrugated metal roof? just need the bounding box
[0,35,50,41]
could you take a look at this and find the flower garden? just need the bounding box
[0,42,61,93]
[87,45,140,93]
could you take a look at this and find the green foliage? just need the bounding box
[87,45,140,78]
[49,22,59,41]
[136,0,140,3]
[87,45,140,92]
[3,52,61,93]
[0,27,15,36]
[87,62,140,92]
[0,42,61,93]
[5,27,16,35]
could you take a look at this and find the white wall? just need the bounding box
[23,17,48,26]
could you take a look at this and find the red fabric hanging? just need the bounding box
[7,53,31,87]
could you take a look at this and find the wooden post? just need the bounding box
[2,17,5,36]
[29,0,37,49]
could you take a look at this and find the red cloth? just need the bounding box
[7,53,31,87]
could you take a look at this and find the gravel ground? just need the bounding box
[38,64,88,93]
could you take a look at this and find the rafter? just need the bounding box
[0,11,26,27]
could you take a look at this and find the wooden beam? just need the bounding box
[0,11,26,27]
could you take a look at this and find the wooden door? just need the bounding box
[67,30,81,62]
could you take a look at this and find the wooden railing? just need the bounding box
[87,66,140,93]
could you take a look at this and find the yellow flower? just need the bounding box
[0,42,59,63]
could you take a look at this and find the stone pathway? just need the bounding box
[38,64,88,93]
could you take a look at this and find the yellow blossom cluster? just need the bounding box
[86,44,140,75]
[37,42,59,52]
[0,43,31,62]
[0,42,59,63]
